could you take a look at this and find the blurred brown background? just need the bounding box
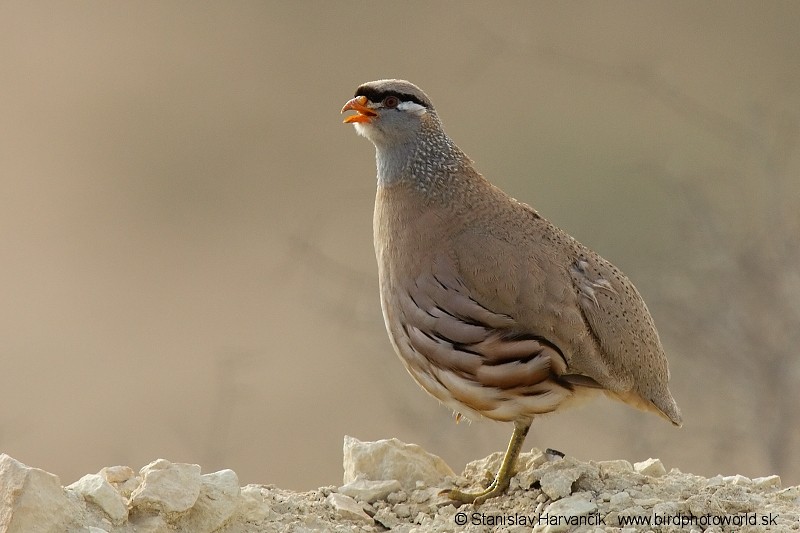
[2,2,799,491]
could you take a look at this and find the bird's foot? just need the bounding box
[440,476,510,506]
[440,421,531,506]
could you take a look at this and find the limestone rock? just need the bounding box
[126,514,170,532]
[99,465,139,499]
[0,444,798,533]
[177,469,240,533]
[597,459,634,474]
[68,473,129,524]
[752,475,781,489]
[326,493,373,523]
[634,458,666,477]
[129,459,201,514]
[236,485,275,522]
[541,493,598,533]
[0,454,81,533]
[608,490,633,508]
[723,474,751,485]
[342,435,455,490]
[532,457,588,500]
[100,465,136,484]
[338,478,402,503]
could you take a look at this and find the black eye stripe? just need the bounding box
[354,87,428,108]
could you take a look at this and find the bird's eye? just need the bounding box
[383,96,400,109]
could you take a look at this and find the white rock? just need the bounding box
[236,485,275,522]
[100,466,139,499]
[0,454,82,533]
[752,475,781,489]
[394,503,412,518]
[722,474,751,485]
[653,501,684,519]
[373,506,402,528]
[515,456,548,490]
[539,467,583,500]
[326,493,373,523]
[634,458,666,477]
[177,469,240,533]
[68,473,128,524]
[99,465,135,484]
[387,490,407,504]
[338,478,402,503]
[516,449,549,472]
[541,494,598,533]
[608,490,632,508]
[127,514,170,532]
[129,459,201,514]
[597,459,633,473]
[342,436,455,490]
[633,497,661,507]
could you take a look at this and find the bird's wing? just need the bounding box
[569,254,665,375]
[568,252,681,424]
[444,220,639,395]
[395,253,577,420]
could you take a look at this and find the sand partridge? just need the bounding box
[341,79,682,505]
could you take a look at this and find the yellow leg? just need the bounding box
[443,420,531,505]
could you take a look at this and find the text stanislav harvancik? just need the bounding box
[468,511,605,527]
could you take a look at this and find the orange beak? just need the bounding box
[341,96,377,124]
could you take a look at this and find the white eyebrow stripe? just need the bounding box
[397,100,427,115]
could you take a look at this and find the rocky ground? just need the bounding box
[2,436,798,532]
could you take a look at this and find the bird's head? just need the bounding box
[341,79,435,147]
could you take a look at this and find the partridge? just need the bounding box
[341,79,682,505]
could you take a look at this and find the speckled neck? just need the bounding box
[375,120,467,192]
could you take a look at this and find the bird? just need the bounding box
[341,79,682,505]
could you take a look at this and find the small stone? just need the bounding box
[177,469,240,532]
[541,494,597,533]
[752,475,781,489]
[516,449,549,472]
[0,454,81,533]
[410,487,436,504]
[722,474,751,485]
[236,485,274,522]
[394,503,412,518]
[68,473,129,524]
[338,478,402,503]
[342,436,455,491]
[387,490,407,504]
[100,466,140,498]
[598,459,634,474]
[634,458,666,477]
[373,507,402,528]
[326,493,373,523]
[129,459,201,514]
[99,465,135,484]
[653,501,684,518]
[608,491,632,508]
[775,486,799,501]
[127,514,170,533]
[633,497,661,507]
[539,467,583,500]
